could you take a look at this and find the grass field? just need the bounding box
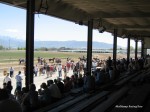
[0,50,137,63]
[0,50,87,63]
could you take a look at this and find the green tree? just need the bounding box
[38,47,48,51]
[0,45,4,50]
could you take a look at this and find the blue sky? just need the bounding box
[0,3,139,48]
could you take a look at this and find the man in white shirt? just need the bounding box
[15,71,23,89]
[3,73,11,84]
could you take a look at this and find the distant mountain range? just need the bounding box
[0,36,120,49]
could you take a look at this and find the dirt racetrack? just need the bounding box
[0,53,137,76]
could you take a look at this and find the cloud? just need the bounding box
[5,29,19,33]
[2,28,25,40]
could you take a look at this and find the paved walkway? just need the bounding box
[0,69,78,94]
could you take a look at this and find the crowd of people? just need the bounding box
[0,75,84,112]
[0,55,149,112]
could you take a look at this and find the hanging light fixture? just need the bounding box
[38,0,49,14]
[79,21,83,25]
[121,34,126,39]
[99,26,106,33]
[98,19,106,33]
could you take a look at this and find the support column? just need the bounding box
[26,0,35,90]
[127,36,130,66]
[86,19,93,76]
[113,29,117,68]
[135,39,138,60]
[141,39,144,58]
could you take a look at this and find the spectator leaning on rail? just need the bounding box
[6,81,13,96]
[63,77,72,92]
[83,72,95,93]
[38,82,51,105]
[22,83,38,112]
[77,74,84,87]
[54,78,64,94]
[47,80,62,102]
[95,67,104,86]
[0,88,22,112]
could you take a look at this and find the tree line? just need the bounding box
[0,45,141,51]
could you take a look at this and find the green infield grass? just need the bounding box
[0,50,86,63]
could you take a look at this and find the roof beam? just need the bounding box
[115,25,150,29]
[92,11,150,18]
[125,30,150,36]
[40,0,90,22]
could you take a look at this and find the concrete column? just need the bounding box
[141,39,144,58]
[26,0,35,90]
[86,19,93,76]
[127,36,130,66]
[113,29,117,67]
[135,39,138,59]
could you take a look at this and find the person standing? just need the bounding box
[50,65,54,77]
[58,64,62,77]
[63,66,67,79]
[39,67,43,76]
[3,73,11,84]
[34,65,38,77]
[15,71,23,89]
[46,65,50,78]
[9,67,14,78]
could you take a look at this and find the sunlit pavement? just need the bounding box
[0,69,77,94]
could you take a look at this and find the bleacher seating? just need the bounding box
[34,68,150,112]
